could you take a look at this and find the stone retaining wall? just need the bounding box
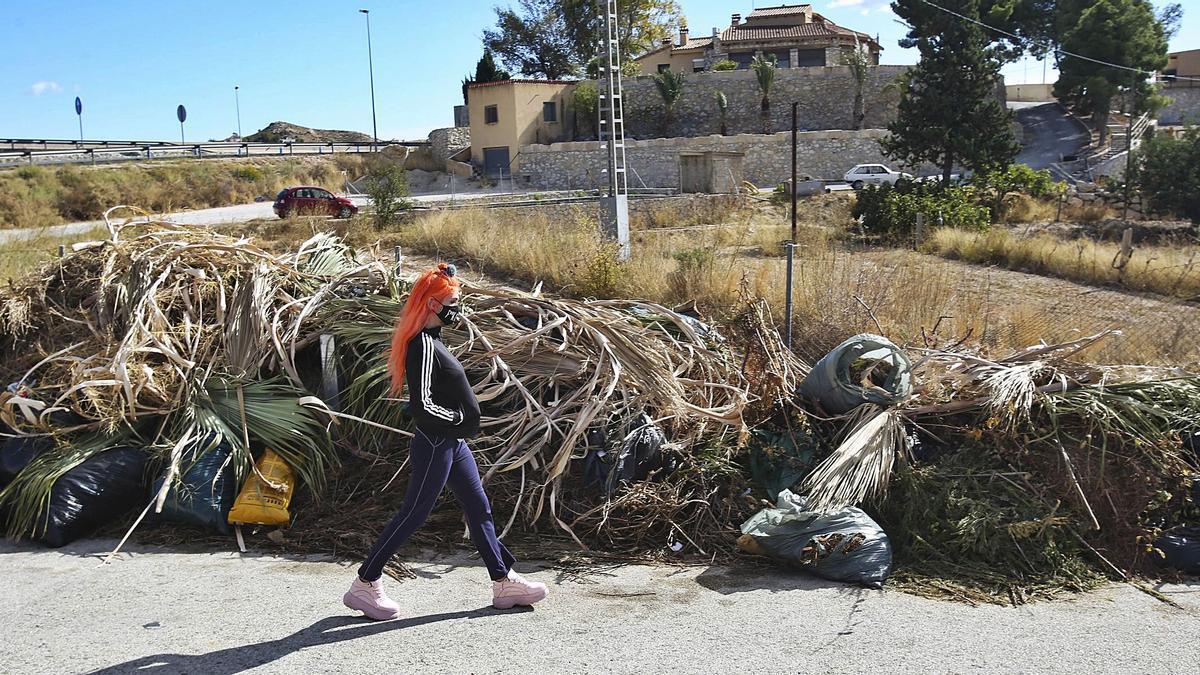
[520,130,891,190]
[429,127,471,163]
[1159,85,1200,126]
[615,66,908,139]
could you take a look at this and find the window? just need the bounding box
[657,63,671,73]
[543,101,558,123]
[313,189,332,199]
[484,105,499,124]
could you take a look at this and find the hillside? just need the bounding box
[245,121,374,144]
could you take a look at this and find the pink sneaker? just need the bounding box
[343,577,401,621]
[492,570,549,609]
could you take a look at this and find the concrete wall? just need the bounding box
[467,81,576,170]
[1159,84,1200,126]
[615,66,906,139]
[1006,83,1053,102]
[519,130,892,190]
[1166,50,1200,79]
[637,46,706,74]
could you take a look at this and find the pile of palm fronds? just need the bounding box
[0,210,377,538]
[799,330,1200,593]
[0,214,776,553]
[322,282,767,551]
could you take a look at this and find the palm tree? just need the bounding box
[653,68,686,137]
[715,91,729,135]
[750,54,778,133]
[842,49,869,130]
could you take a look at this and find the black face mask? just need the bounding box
[436,302,462,326]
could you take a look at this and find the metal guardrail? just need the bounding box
[0,139,431,167]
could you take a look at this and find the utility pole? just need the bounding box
[598,0,630,260]
[1122,69,1138,224]
[360,8,379,151]
[785,101,798,349]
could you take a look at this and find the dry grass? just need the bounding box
[927,227,1200,301]
[0,227,107,282]
[382,206,1200,367]
[0,155,377,230]
[214,200,1200,367]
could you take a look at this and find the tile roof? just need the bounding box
[679,36,714,50]
[745,4,812,19]
[721,20,873,44]
[466,79,575,89]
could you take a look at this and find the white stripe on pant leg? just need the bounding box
[361,439,440,575]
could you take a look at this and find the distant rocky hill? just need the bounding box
[245,121,374,144]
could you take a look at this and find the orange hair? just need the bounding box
[387,263,461,394]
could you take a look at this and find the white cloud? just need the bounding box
[29,81,62,96]
[829,0,865,7]
[861,8,871,15]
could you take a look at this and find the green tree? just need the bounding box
[750,54,777,134]
[710,59,738,71]
[1053,0,1170,145]
[483,0,579,79]
[485,0,680,79]
[883,0,1018,185]
[715,91,728,135]
[652,68,685,136]
[462,50,511,103]
[573,81,599,139]
[1129,127,1200,223]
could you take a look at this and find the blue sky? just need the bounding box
[3,1,1195,142]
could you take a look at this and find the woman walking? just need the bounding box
[343,263,548,620]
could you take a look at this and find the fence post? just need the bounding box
[914,212,926,249]
[393,246,402,278]
[58,245,66,258]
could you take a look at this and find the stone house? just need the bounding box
[466,80,577,177]
[634,4,881,75]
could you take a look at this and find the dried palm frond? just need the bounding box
[800,407,906,512]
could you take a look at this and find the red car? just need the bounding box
[273,186,358,219]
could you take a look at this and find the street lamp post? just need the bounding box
[234,85,242,139]
[359,8,379,151]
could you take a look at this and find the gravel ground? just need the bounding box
[1,538,1197,674]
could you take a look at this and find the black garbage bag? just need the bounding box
[582,415,673,496]
[40,447,150,548]
[0,436,53,490]
[148,438,236,535]
[738,489,893,588]
[1154,526,1200,575]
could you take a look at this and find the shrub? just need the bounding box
[1129,126,1200,223]
[970,165,1061,222]
[852,180,990,241]
[711,59,738,71]
[363,162,412,228]
[232,166,265,182]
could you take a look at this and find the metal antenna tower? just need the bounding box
[599,0,630,260]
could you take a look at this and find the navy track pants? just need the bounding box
[357,430,515,582]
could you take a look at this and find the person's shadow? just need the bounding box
[88,607,525,674]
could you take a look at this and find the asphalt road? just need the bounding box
[0,189,526,245]
[1015,102,1090,170]
[1,538,1197,674]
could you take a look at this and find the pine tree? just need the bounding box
[882,0,1018,184]
[1053,0,1170,145]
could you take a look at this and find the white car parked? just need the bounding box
[844,164,913,190]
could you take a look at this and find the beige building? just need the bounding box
[1164,49,1200,80]
[467,79,576,177]
[635,4,881,75]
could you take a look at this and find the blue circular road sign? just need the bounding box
[75,97,82,115]
[177,105,187,123]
